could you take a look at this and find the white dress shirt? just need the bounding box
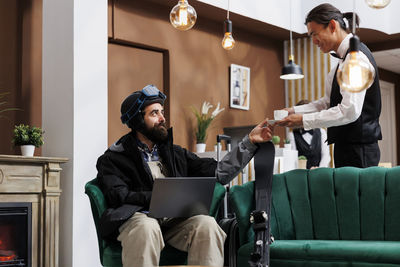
[288,129,331,168]
[294,34,376,131]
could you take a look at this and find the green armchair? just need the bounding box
[85,178,226,267]
[230,167,400,267]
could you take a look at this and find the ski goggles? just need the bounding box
[121,85,166,124]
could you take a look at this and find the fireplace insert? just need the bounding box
[0,203,31,267]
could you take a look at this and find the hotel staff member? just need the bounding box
[277,3,382,168]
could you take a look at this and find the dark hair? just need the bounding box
[305,3,360,33]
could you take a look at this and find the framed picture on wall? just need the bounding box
[230,64,250,110]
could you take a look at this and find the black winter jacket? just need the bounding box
[96,128,217,239]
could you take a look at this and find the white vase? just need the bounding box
[274,144,280,150]
[196,143,206,153]
[20,145,35,157]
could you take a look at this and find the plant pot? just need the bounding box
[20,145,35,157]
[196,143,206,153]
[274,144,280,150]
[298,159,307,169]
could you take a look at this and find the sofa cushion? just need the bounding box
[230,167,400,246]
[238,240,400,267]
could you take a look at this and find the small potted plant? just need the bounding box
[298,155,307,169]
[271,135,280,149]
[284,138,291,150]
[191,101,224,153]
[12,124,44,156]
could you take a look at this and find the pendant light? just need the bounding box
[336,0,374,92]
[222,0,235,50]
[280,0,304,80]
[170,0,197,31]
[365,0,391,9]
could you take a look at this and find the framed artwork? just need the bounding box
[230,64,250,110]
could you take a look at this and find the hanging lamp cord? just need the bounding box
[352,0,356,34]
[227,0,230,19]
[289,0,294,58]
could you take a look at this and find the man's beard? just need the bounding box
[140,122,168,143]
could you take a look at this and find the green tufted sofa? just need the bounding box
[229,167,400,267]
[85,178,226,267]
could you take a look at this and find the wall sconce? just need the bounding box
[222,0,235,50]
[280,0,304,80]
[336,0,374,92]
[170,0,197,31]
[365,0,391,9]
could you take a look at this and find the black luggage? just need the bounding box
[215,134,238,267]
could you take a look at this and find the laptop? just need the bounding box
[148,177,216,218]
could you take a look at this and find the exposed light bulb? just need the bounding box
[222,33,235,50]
[222,20,235,50]
[336,36,374,92]
[170,0,197,31]
[365,0,391,9]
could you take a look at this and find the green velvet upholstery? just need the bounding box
[85,178,226,267]
[229,167,400,267]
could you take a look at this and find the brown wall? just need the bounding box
[108,0,286,151]
[0,0,42,155]
[0,1,19,154]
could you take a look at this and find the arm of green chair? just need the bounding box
[209,182,226,218]
[229,182,255,246]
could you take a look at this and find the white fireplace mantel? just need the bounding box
[0,155,68,267]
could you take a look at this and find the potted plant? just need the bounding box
[298,155,307,169]
[284,138,291,150]
[12,124,44,156]
[271,135,280,149]
[191,101,224,153]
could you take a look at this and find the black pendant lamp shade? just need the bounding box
[280,57,304,80]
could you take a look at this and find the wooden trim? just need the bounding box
[108,38,171,126]
[368,39,400,52]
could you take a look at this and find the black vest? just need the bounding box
[294,129,322,169]
[327,43,382,145]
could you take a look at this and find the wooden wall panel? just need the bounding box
[0,0,42,155]
[108,43,164,145]
[109,0,286,151]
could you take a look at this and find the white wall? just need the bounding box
[199,0,400,35]
[42,0,108,266]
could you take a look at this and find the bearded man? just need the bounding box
[96,84,274,267]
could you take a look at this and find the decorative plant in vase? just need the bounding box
[191,101,224,153]
[298,155,307,169]
[271,135,280,149]
[12,124,44,156]
[284,138,291,149]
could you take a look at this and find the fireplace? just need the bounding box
[0,203,31,267]
[0,155,67,267]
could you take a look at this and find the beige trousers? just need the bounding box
[117,212,226,267]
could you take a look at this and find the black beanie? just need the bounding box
[120,86,165,129]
